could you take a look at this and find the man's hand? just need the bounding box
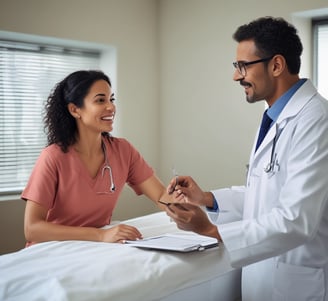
[167,175,214,207]
[165,203,221,241]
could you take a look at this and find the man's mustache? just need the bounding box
[239,80,251,88]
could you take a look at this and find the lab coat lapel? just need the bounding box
[254,123,276,156]
[277,80,317,122]
[252,79,316,159]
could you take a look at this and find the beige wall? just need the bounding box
[0,0,161,254]
[158,0,328,189]
[0,0,327,254]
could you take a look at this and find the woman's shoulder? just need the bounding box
[39,144,74,164]
[106,136,135,149]
[105,136,142,158]
[42,143,67,155]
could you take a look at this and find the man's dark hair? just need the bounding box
[233,16,303,74]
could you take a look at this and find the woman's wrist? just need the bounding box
[96,228,105,242]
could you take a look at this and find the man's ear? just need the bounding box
[67,103,81,119]
[271,54,286,77]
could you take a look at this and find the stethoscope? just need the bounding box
[101,141,116,192]
[264,124,283,173]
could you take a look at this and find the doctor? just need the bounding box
[165,17,328,301]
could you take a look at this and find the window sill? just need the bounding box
[0,194,21,202]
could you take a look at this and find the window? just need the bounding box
[0,39,100,195]
[313,19,328,99]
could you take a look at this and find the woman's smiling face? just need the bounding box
[77,79,116,134]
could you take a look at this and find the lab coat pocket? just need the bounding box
[272,262,325,301]
[249,162,278,180]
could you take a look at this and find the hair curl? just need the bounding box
[44,70,112,152]
[233,16,303,74]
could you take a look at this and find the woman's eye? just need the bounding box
[96,97,115,103]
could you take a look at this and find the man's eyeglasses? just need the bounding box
[232,56,274,77]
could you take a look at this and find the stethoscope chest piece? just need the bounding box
[264,163,273,173]
[101,141,116,192]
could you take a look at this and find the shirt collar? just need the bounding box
[267,78,307,122]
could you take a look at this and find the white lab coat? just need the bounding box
[211,80,328,301]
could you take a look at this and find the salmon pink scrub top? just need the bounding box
[21,137,153,246]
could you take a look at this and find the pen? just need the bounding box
[170,166,179,194]
[158,200,172,206]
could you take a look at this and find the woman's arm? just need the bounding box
[24,200,142,244]
[136,175,177,210]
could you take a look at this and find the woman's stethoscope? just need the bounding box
[101,141,116,192]
[264,124,283,173]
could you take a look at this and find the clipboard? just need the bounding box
[125,233,219,252]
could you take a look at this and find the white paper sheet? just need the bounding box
[125,233,219,252]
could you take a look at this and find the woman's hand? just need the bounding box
[100,224,143,243]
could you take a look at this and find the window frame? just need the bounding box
[312,17,328,99]
[0,31,116,199]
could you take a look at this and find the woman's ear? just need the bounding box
[67,103,81,119]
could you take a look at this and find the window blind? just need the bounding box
[0,40,100,195]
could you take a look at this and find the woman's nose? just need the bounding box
[106,100,115,109]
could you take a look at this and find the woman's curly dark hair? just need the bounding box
[44,70,112,152]
[233,16,303,74]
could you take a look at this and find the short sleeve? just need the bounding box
[21,147,58,210]
[121,140,154,194]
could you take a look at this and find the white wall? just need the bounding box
[0,0,327,253]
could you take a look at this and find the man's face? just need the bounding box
[233,40,275,105]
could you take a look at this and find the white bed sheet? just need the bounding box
[0,212,241,301]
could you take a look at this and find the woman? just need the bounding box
[22,70,170,246]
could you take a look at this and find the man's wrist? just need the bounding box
[204,192,218,211]
[203,192,214,207]
[201,224,222,242]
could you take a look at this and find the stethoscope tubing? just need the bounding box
[264,124,283,173]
